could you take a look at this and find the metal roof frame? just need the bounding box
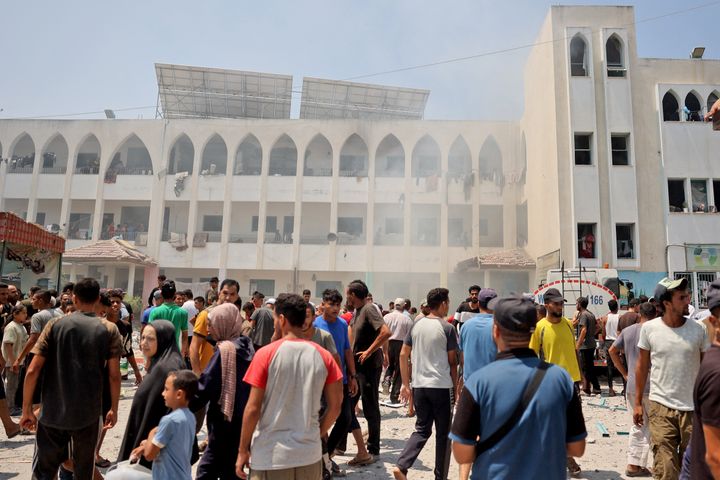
[155,63,293,119]
[299,77,429,120]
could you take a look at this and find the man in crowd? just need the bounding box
[206,277,219,305]
[149,280,189,356]
[20,278,123,480]
[634,278,710,479]
[382,298,414,404]
[394,288,458,480]
[141,290,162,334]
[450,296,586,479]
[609,302,656,477]
[453,285,481,330]
[147,274,166,308]
[576,296,601,395]
[13,290,61,377]
[600,299,620,396]
[689,279,720,479]
[236,293,343,478]
[529,287,583,476]
[249,291,275,351]
[346,279,391,459]
[459,288,498,381]
[313,289,360,468]
[190,279,240,375]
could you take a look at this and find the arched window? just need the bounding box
[478,136,503,180]
[201,135,227,174]
[304,134,333,176]
[75,135,101,174]
[269,134,297,176]
[234,135,262,175]
[339,134,368,177]
[448,136,471,176]
[662,91,680,122]
[570,35,588,77]
[606,35,625,77]
[375,135,405,177]
[107,134,153,180]
[9,133,35,173]
[685,92,703,121]
[42,134,69,174]
[411,135,441,178]
[708,91,719,115]
[168,135,194,175]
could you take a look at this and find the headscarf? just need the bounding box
[118,320,186,464]
[208,303,242,421]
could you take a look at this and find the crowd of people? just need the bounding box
[1,274,719,480]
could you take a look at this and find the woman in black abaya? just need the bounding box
[117,320,186,466]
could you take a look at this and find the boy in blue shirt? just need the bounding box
[108,370,197,480]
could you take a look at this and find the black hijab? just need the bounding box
[118,320,185,464]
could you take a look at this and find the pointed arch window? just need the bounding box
[606,35,625,77]
[662,92,680,122]
[570,35,588,77]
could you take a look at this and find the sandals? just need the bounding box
[567,458,581,477]
[347,454,375,466]
[95,457,111,468]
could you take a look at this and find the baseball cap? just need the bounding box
[543,288,566,304]
[394,297,405,306]
[706,279,720,311]
[478,288,498,308]
[493,296,538,333]
[153,290,162,299]
[265,297,276,305]
[653,277,688,303]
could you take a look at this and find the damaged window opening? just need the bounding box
[570,35,588,77]
[606,35,625,77]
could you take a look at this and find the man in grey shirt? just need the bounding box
[394,287,458,480]
[249,298,275,350]
[575,297,600,395]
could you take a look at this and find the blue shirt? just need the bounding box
[314,315,350,384]
[152,408,196,480]
[459,313,497,382]
[450,349,586,480]
[142,306,155,325]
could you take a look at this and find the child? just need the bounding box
[107,370,197,480]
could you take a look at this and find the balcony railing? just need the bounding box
[229,233,258,243]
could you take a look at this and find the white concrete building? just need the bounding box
[2,4,720,306]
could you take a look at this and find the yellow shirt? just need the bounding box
[529,317,581,382]
[193,309,214,372]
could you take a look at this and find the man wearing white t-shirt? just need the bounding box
[634,278,710,479]
[601,299,620,396]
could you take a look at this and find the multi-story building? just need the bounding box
[1,5,719,307]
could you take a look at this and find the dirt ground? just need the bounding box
[0,375,643,480]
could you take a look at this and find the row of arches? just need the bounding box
[662,90,719,122]
[569,33,625,77]
[4,132,506,178]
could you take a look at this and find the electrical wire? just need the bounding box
[4,0,719,120]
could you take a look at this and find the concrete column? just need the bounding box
[256,146,270,269]
[127,264,136,297]
[185,145,202,256]
[69,263,78,282]
[292,141,306,276]
[440,145,449,288]
[219,139,236,279]
[91,148,111,241]
[366,146,377,275]
[329,147,340,271]
[106,265,116,289]
[25,140,44,224]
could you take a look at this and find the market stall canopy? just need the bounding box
[63,238,157,266]
[456,248,536,272]
[0,212,65,253]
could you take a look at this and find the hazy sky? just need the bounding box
[2,0,719,121]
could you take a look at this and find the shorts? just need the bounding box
[250,461,322,480]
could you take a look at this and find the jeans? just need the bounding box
[648,400,693,480]
[351,364,382,455]
[396,388,452,480]
[327,384,354,456]
[384,340,403,403]
[579,348,600,392]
